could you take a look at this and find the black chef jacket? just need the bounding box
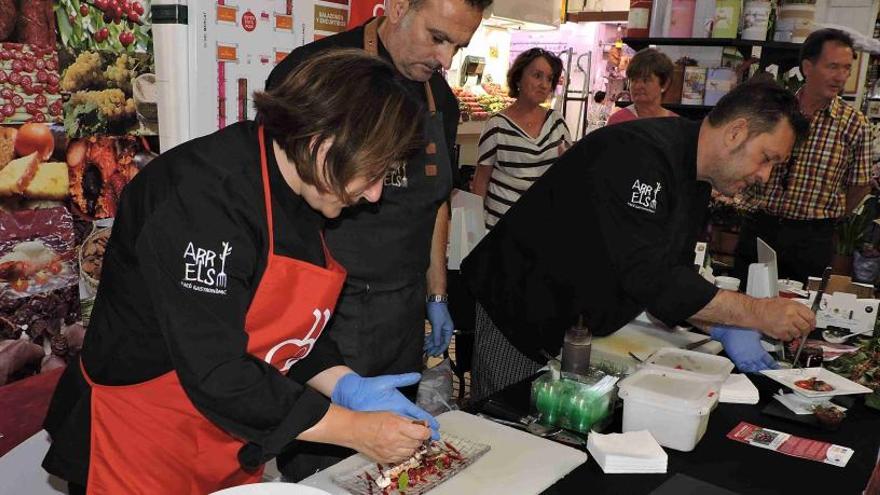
[461,118,719,362]
[266,19,459,283]
[42,122,344,484]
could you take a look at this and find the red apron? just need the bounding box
[82,126,346,494]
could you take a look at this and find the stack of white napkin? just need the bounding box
[586,430,668,474]
[719,373,760,404]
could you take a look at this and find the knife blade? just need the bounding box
[791,266,831,368]
[682,337,713,350]
[476,413,585,448]
[552,429,587,448]
[481,399,531,425]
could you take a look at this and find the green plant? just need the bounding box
[835,195,880,256]
[836,216,870,255]
[826,335,880,411]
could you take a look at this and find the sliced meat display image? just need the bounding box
[0,0,17,42]
[0,206,80,385]
[16,0,55,47]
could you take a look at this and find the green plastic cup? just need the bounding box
[534,378,563,425]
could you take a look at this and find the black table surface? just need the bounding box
[473,373,880,494]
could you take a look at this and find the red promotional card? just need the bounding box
[727,422,854,467]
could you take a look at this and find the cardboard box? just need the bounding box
[806,275,874,299]
[805,275,878,335]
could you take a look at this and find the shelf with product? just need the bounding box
[618,37,803,119]
[615,0,812,118]
[861,15,880,120]
[622,37,803,72]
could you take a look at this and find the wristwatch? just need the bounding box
[426,294,448,303]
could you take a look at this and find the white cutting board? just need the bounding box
[592,320,723,374]
[300,410,588,495]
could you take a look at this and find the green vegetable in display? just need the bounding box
[826,335,880,411]
[63,100,104,137]
[398,470,409,492]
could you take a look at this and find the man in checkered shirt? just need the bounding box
[735,28,873,284]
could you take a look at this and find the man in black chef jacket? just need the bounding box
[266,0,491,480]
[462,81,818,396]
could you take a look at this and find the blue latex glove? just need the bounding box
[331,372,440,440]
[710,326,780,373]
[425,301,454,357]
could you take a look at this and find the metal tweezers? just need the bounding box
[791,266,831,368]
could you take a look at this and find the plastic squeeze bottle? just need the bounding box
[561,315,592,376]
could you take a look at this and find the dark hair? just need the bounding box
[707,80,809,141]
[255,49,424,203]
[593,90,606,103]
[507,48,564,99]
[626,48,674,87]
[410,0,493,11]
[800,28,855,73]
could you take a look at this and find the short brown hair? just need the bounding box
[255,49,424,203]
[800,28,855,75]
[707,80,809,141]
[507,48,564,99]
[626,48,674,87]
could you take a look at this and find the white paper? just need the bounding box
[587,430,668,474]
[448,189,486,270]
[720,374,760,404]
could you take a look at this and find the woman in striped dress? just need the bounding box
[469,48,571,401]
[472,48,571,230]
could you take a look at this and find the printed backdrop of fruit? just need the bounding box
[55,0,151,53]
[0,0,157,387]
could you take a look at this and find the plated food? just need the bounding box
[812,404,846,429]
[762,367,872,399]
[795,377,834,392]
[333,434,490,495]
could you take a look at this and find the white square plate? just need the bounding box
[761,367,872,398]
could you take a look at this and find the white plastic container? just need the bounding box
[644,347,734,396]
[618,368,716,451]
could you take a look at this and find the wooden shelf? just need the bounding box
[566,11,628,23]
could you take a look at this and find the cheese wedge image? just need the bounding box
[0,152,69,199]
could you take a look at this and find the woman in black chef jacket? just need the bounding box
[42,49,439,495]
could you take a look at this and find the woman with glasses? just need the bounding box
[42,49,437,495]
